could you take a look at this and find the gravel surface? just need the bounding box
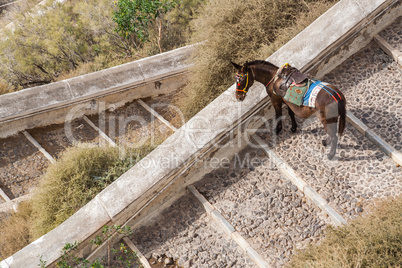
[379,16,401,53]
[194,147,330,267]
[0,133,48,198]
[323,41,401,149]
[142,87,187,130]
[29,118,101,158]
[257,115,401,220]
[130,193,254,268]
[91,99,176,149]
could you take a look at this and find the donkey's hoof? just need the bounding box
[275,127,282,135]
[291,127,297,133]
[327,153,335,160]
[322,139,327,146]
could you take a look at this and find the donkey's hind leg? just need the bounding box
[326,121,338,160]
[316,105,339,160]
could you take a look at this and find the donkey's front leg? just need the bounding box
[273,101,283,135]
[288,106,297,133]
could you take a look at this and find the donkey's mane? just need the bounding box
[248,60,278,69]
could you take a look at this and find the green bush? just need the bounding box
[288,196,402,268]
[112,0,178,53]
[0,0,119,88]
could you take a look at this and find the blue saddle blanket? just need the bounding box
[303,80,329,107]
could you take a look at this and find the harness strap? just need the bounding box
[321,84,341,103]
[266,77,274,88]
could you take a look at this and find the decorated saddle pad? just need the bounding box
[302,80,329,108]
[283,79,329,108]
[283,79,310,106]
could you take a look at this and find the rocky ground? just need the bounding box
[324,41,401,149]
[0,133,48,199]
[379,16,401,53]
[130,193,255,268]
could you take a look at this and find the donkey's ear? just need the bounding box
[231,61,242,71]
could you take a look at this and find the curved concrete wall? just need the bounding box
[0,44,194,138]
[1,0,400,267]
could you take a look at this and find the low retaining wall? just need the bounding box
[1,0,400,267]
[0,44,194,138]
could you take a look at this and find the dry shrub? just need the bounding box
[0,201,33,259]
[0,79,15,95]
[30,145,154,239]
[288,196,402,268]
[180,0,337,119]
[259,1,338,57]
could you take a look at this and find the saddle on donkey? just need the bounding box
[274,63,329,108]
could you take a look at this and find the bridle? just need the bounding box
[235,68,255,94]
[235,73,249,93]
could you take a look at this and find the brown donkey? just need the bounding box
[232,60,346,159]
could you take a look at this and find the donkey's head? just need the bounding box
[231,61,255,101]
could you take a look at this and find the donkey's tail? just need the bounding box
[337,90,346,137]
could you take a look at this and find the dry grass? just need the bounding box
[288,196,402,268]
[0,78,15,95]
[259,1,337,57]
[0,201,33,259]
[180,0,337,119]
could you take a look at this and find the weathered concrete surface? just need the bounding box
[0,44,193,138]
[2,0,399,267]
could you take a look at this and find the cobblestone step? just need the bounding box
[347,111,402,165]
[193,147,331,267]
[188,185,270,268]
[253,134,347,226]
[129,193,255,268]
[86,96,180,150]
[0,133,49,199]
[323,42,401,150]
[256,112,401,218]
[0,89,183,213]
[376,16,402,65]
